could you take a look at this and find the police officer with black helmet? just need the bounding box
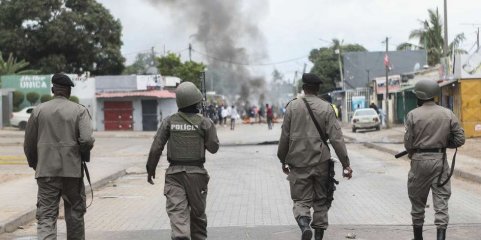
[404,79,465,240]
[146,81,219,240]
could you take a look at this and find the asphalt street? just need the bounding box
[3,142,481,240]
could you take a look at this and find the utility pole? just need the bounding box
[302,63,307,74]
[293,70,298,95]
[188,43,192,62]
[443,0,449,57]
[150,47,156,66]
[384,37,390,129]
[477,27,480,51]
[336,47,344,90]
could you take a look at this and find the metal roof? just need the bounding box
[96,90,176,99]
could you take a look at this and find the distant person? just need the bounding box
[217,105,224,126]
[369,102,380,114]
[277,73,353,240]
[266,103,274,130]
[230,105,238,130]
[221,105,228,127]
[404,79,465,240]
[146,82,219,240]
[24,73,95,239]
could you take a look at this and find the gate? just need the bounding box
[104,101,133,130]
[142,100,158,131]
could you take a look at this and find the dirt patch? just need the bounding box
[0,174,30,184]
[458,138,481,159]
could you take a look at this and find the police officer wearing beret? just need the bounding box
[277,73,353,240]
[24,73,95,240]
[146,82,219,240]
[404,80,465,240]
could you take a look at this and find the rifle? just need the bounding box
[200,71,207,117]
[395,150,408,158]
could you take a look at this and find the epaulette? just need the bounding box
[285,98,297,108]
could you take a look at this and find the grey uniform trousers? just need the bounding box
[36,177,86,240]
[288,162,330,229]
[408,158,451,229]
[164,172,209,240]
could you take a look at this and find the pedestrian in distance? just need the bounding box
[277,73,353,240]
[221,105,228,127]
[24,73,95,240]
[266,103,274,130]
[404,79,465,240]
[230,105,238,130]
[146,81,220,240]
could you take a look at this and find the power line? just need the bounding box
[191,48,308,67]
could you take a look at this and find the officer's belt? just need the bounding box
[168,158,205,167]
[416,148,446,153]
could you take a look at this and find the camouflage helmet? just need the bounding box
[412,80,440,100]
[175,82,203,109]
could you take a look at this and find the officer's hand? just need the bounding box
[282,164,290,175]
[343,166,353,179]
[146,166,156,185]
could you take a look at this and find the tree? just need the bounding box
[400,8,467,66]
[123,52,157,75]
[40,94,53,103]
[308,40,367,94]
[26,92,40,106]
[156,53,206,88]
[0,51,36,75]
[13,91,24,111]
[0,0,125,75]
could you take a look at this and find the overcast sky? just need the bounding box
[98,0,481,81]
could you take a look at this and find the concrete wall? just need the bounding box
[158,98,177,122]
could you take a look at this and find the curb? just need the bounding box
[0,169,127,234]
[347,136,481,185]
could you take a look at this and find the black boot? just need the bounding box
[296,216,313,240]
[413,225,423,240]
[314,229,324,240]
[437,228,446,240]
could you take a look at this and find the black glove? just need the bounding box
[146,165,156,185]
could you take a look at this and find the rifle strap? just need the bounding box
[82,161,94,208]
[302,98,330,151]
[437,148,457,187]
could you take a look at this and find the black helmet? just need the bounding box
[412,80,440,100]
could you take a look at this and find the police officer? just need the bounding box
[146,81,219,240]
[24,73,95,240]
[404,79,465,240]
[277,73,353,240]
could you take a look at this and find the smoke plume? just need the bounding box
[147,0,269,106]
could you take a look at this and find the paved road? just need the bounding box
[3,143,481,240]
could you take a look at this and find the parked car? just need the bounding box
[10,107,35,130]
[351,108,380,132]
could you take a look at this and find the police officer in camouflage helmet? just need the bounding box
[24,73,95,240]
[278,73,353,240]
[147,81,219,240]
[404,79,465,240]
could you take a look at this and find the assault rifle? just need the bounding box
[395,150,408,158]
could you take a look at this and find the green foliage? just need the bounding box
[0,0,125,75]
[308,39,366,94]
[13,91,24,110]
[40,94,53,103]
[69,96,79,103]
[123,53,156,75]
[26,92,40,106]
[0,51,36,75]
[156,53,205,88]
[406,8,466,66]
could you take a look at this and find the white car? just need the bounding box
[10,107,35,130]
[351,108,380,132]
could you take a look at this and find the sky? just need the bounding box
[97,0,481,82]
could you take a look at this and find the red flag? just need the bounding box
[384,54,390,67]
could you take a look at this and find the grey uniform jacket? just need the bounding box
[24,96,95,178]
[146,113,220,175]
[277,94,350,168]
[404,101,465,160]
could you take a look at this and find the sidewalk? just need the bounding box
[342,125,481,184]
